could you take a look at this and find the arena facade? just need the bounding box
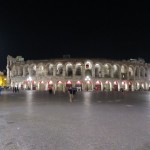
[7,55,150,92]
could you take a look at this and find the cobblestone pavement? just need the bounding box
[0,90,150,150]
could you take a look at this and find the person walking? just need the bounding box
[16,86,19,92]
[68,87,73,102]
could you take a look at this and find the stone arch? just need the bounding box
[95,63,102,78]
[140,66,145,78]
[84,60,93,69]
[84,60,93,77]
[113,64,120,78]
[103,63,112,78]
[75,63,82,76]
[128,65,134,80]
[113,81,120,91]
[23,64,29,76]
[121,65,128,79]
[66,63,73,76]
[56,63,63,76]
[104,80,112,91]
[45,63,54,76]
[37,63,45,75]
[29,64,36,76]
[135,66,140,77]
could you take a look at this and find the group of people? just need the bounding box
[48,86,77,102]
[12,86,19,93]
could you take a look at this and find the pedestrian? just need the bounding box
[16,86,19,92]
[14,87,17,93]
[12,87,15,93]
[68,87,73,102]
[72,87,77,97]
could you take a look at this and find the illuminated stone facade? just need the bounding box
[7,55,150,91]
[0,72,7,87]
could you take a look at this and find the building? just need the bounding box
[7,55,150,91]
[0,71,7,87]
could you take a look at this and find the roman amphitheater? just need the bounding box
[7,55,150,92]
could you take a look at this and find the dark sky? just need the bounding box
[0,1,150,70]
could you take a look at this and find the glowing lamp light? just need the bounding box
[105,81,109,84]
[87,81,90,84]
[114,81,117,85]
[85,76,91,81]
[58,81,62,84]
[96,81,100,84]
[122,81,125,85]
[77,81,81,84]
[67,80,71,84]
[49,81,53,84]
[41,81,44,84]
[27,76,32,82]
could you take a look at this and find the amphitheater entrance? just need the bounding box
[85,81,92,91]
[135,82,140,91]
[75,81,82,91]
[104,81,111,91]
[128,82,132,91]
[140,83,145,90]
[95,81,102,91]
[48,81,53,90]
[32,81,37,90]
[57,81,63,91]
[113,81,118,91]
[39,81,45,90]
[122,81,128,91]
[66,81,72,90]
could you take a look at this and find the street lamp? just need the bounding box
[85,76,91,81]
[27,76,32,82]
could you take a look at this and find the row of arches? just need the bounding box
[11,62,148,79]
[13,80,149,92]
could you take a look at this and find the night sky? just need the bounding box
[0,1,150,70]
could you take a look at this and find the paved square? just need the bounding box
[0,90,150,150]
